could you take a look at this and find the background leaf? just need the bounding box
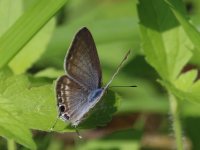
[138,0,193,82]
[0,0,67,69]
[8,2,55,74]
[166,0,200,53]
[0,106,36,149]
[0,69,36,149]
[0,0,55,74]
[0,0,23,35]
[137,0,200,104]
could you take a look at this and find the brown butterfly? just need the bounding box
[55,27,130,127]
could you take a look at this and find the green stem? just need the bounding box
[7,139,16,150]
[169,92,183,150]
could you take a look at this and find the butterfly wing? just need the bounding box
[65,27,102,90]
[56,27,104,126]
[56,75,91,126]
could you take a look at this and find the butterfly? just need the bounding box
[55,27,130,127]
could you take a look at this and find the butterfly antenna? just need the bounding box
[50,117,59,131]
[110,85,137,88]
[104,50,131,89]
[75,128,82,139]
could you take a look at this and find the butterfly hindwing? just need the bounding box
[56,75,91,125]
[65,27,102,90]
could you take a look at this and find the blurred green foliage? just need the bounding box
[0,0,200,149]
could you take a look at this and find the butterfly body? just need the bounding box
[88,88,103,103]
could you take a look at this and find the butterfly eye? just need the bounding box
[59,105,66,113]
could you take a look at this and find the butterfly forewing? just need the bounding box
[56,75,90,125]
[65,27,102,90]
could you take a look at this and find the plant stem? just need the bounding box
[7,139,16,150]
[169,92,183,150]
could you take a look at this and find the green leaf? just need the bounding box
[138,0,193,82]
[159,70,200,104]
[166,0,200,53]
[9,18,55,74]
[0,0,23,35]
[34,67,63,78]
[137,0,200,104]
[0,73,61,131]
[0,68,64,136]
[0,106,36,149]
[174,70,197,91]
[0,0,67,69]
[0,69,36,149]
[0,0,55,74]
[0,105,36,149]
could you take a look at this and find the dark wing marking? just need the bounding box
[65,27,102,90]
